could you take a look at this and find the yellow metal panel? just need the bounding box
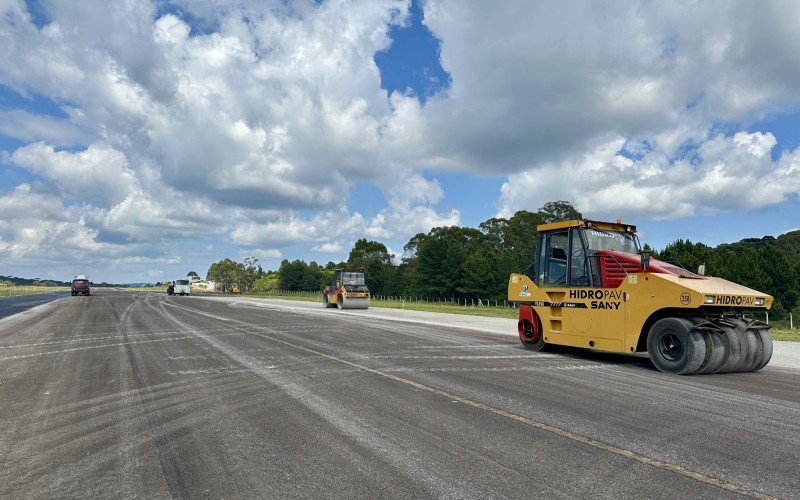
[535,219,637,233]
[536,220,584,232]
[508,271,773,354]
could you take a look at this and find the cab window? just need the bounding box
[569,229,591,286]
[538,230,569,285]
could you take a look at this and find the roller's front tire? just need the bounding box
[647,318,706,375]
[696,331,726,374]
[752,328,773,372]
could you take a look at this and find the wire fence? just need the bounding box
[254,290,518,309]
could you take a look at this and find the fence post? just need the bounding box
[791,312,794,330]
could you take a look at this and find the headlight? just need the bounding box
[704,295,716,304]
[754,297,765,306]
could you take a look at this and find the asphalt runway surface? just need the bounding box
[1,289,798,499]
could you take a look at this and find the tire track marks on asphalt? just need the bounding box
[113,295,189,500]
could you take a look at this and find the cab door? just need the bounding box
[534,229,569,336]
[562,228,593,336]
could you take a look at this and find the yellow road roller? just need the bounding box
[323,269,371,310]
[508,219,773,374]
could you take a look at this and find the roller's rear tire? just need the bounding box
[647,318,706,374]
[519,317,545,351]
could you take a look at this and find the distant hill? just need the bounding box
[0,276,144,288]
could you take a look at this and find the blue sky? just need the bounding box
[1,1,799,282]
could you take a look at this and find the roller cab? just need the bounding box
[508,219,774,374]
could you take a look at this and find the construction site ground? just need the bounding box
[1,290,798,498]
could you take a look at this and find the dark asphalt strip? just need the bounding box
[113,297,189,499]
[0,293,67,320]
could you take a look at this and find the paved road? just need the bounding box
[0,292,67,320]
[0,290,798,499]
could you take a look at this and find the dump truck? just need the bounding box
[323,269,370,309]
[508,219,773,375]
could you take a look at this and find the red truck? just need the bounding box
[71,275,91,296]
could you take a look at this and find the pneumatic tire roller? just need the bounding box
[509,219,774,375]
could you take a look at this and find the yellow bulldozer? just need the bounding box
[323,269,371,309]
[508,219,773,374]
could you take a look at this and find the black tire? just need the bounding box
[739,329,761,372]
[729,319,757,373]
[696,331,726,374]
[519,318,545,351]
[712,326,741,374]
[752,328,773,371]
[647,318,706,374]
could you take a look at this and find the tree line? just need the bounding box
[205,200,800,319]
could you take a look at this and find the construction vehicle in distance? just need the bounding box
[508,219,774,375]
[323,269,370,309]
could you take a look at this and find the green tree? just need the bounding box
[347,239,393,269]
[206,259,243,293]
[656,239,713,274]
[344,239,395,294]
[412,226,483,298]
[251,273,280,293]
[537,200,582,224]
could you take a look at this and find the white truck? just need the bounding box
[173,279,190,296]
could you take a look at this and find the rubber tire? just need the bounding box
[647,318,706,375]
[714,326,747,373]
[739,329,761,372]
[729,319,758,373]
[696,331,726,374]
[712,328,742,373]
[752,328,773,372]
[519,318,545,351]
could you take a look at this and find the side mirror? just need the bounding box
[697,264,706,276]
[640,250,651,270]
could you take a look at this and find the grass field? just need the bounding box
[0,286,69,297]
[771,329,800,342]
